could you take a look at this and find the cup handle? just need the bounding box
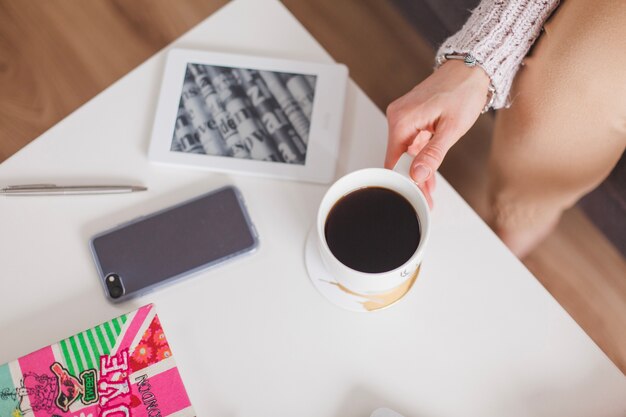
[392,153,414,180]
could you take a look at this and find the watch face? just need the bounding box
[464,53,478,66]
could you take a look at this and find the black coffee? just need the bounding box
[324,187,420,273]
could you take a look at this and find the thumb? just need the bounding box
[409,125,456,184]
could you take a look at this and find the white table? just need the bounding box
[1,1,624,416]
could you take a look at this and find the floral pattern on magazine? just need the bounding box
[129,316,172,372]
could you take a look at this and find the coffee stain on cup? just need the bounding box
[324,266,421,311]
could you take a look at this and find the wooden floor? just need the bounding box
[1,0,624,373]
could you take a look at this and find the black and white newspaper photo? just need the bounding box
[172,63,317,165]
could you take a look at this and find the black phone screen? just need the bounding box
[91,186,257,300]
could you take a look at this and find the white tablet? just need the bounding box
[148,48,349,183]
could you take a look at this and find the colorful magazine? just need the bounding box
[0,304,195,417]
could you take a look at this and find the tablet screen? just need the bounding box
[172,63,317,165]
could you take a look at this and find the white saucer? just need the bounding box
[304,227,419,312]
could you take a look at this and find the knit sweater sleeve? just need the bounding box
[436,0,560,109]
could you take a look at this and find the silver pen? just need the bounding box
[0,184,148,196]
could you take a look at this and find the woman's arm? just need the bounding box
[436,0,560,109]
[385,0,560,207]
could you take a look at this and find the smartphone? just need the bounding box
[90,186,258,302]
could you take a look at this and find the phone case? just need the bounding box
[90,186,259,302]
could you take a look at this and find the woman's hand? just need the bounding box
[385,60,491,207]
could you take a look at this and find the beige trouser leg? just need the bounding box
[487,0,626,257]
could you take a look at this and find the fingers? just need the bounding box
[425,175,436,194]
[425,175,436,208]
[416,173,436,210]
[417,182,433,210]
[409,120,457,184]
[384,121,415,169]
[407,130,433,156]
[385,99,431,169]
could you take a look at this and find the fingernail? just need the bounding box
[412,164,431,183]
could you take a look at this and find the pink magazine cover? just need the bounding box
[0,304,195,417]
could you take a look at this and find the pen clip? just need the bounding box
[5,184,57,190]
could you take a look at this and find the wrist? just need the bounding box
[441,60,490,87]
[438,57,494,112]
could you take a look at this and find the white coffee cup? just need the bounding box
[315,153,430,294]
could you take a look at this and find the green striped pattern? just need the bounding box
[59,314,128,375]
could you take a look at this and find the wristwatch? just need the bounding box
[437,52,496,113]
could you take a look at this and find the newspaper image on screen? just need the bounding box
[172,63,317,165]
